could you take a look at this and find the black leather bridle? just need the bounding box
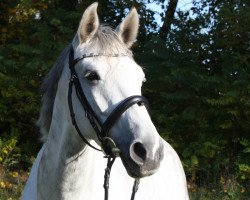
[68,45,148,200]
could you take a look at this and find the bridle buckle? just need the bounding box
[102,137,121,157]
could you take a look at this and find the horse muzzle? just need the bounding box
[120,139,164,178]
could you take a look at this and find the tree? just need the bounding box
[159,0,178,41]
[137,0,250,188]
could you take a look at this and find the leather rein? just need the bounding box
[68,45,148,200]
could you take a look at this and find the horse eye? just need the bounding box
[85,71,100,81]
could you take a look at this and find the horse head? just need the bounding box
[70,3,164,178]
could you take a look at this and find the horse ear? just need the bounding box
[78,2,99,44]
[116,8,139,48]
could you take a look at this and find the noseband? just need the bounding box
[68,45,148,200]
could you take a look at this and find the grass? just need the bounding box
[189,187,248,200]
[188,177,249,200]
[0,164,249,200]
[0,165,27,200]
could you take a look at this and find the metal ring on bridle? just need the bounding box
[101,137,121,157]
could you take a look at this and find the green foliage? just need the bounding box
[189,183,248,200]
[236,138,250,181]
[136,0,250,190]
[0,133,18,166]
[0,0,91,167]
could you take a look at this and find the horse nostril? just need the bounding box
[133,142,147,161]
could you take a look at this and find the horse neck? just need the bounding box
[37,67,97,199]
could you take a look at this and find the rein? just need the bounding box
[68,45,148,200]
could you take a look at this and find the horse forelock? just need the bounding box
[76,25,133,58]
[37,25,132,143]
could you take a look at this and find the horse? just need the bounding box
[22,3,189,200]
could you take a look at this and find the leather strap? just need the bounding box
[101,96,148,138]
[68,76,102,151]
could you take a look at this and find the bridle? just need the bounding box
[68,45,148,200]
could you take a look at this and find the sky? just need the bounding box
[146,0,194,27]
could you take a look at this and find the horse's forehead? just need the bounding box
[107,58,145,88]
[84,56,143,77]
[117,57,144,75]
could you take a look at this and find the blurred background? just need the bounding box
[0,0,249,199]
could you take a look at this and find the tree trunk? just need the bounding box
[159,0,178,41]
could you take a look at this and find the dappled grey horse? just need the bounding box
[22,3,189,200]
